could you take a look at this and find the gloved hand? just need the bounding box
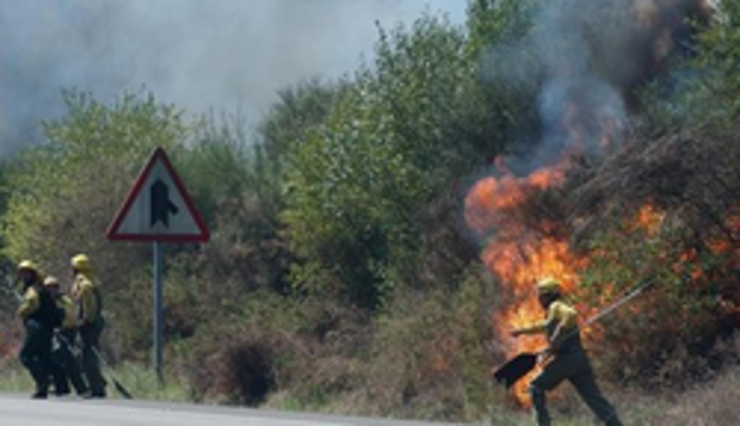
[537,347,553,364]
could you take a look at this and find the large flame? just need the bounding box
[467,180,670,405]
[465,160,583,405]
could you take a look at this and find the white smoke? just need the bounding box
[0,0,465,157]
[483,0,715,176]
[482,0,643,174]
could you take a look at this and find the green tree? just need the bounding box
[175,116,288,302]
[0,89,195,357]
[258,79,345,165]
[281,12,523,309]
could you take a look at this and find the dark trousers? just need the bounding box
[51,329,88,395]
[529,349,622,426]
[79,321,106,396]
[20,320,53,396]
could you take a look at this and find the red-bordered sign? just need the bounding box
[107,147,210,242]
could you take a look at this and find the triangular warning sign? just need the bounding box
[107,147,210,242]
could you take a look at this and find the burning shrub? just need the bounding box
[572,127,740,362]
[465,0,740,399]
[463,0,716,405]
[466,125,740,405]
[579,220,737,387]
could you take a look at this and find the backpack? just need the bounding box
[37,286,65,329]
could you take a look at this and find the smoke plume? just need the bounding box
[483,0,713,173]
[0,0,464,158]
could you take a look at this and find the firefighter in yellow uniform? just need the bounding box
[16,260,57,399]
[70,254,106,398]
[45,276,89,396]
[511,278,623,426]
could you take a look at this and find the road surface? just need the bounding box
[0,394,461,426]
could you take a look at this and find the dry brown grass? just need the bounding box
[636,364,740,426]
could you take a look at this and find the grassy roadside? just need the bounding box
[0,359,34,394]
[483,365,740,426]
[1,355,738,425]
[0,358,192,402]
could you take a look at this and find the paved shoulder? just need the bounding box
[0,394,466,426]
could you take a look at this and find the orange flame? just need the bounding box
[469,182,665,405]
[466,92,629,404]
[465,159,582,405]
[484,235,584,404]
[632,203,664,235]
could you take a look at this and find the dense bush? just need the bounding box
[282,13,514,310]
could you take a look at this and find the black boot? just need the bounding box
[31,389,48,399]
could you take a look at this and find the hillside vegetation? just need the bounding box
[2,1,740,424]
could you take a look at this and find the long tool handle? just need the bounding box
[583,280,655,327]
[91,345,134,399]
[555,280,655,346]
[56,331,134,400]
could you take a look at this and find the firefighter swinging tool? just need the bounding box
[492,279,655,388]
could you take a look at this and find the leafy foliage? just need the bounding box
[0,90,196,356]
[579,214,736,386]
[282,14,510,309]
[1,90,191,270]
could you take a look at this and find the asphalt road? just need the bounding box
[0,394,461,426]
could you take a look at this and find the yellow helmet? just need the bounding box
[17,260,38,273]
[43,275,60,287]
[71,253,91,271]
[536,277,561,294]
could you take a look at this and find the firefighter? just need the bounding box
[45,275,89,397]
[510,277,623,426]
[70,254,106,398]
[16,260,57,399]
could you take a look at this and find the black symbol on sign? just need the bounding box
[150,179,179,227]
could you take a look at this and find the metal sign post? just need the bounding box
[153,241,164,382]
[107,147,210,382]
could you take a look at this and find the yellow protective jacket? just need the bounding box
[516,300,580,350]
[17,286,40,319]
[56,294,78,330]
[71,272,101,325]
